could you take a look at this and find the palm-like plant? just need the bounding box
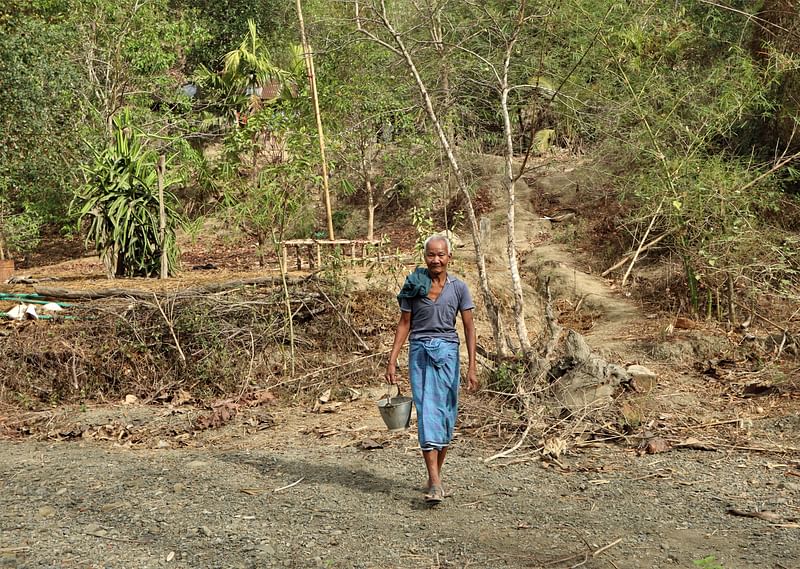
[73,113,182,278]
[194,20,303,125]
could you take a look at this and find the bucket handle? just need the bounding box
[383,383,402,407]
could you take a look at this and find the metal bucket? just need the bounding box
[377,384,413,431]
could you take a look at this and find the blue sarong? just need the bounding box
[408,338,460,450]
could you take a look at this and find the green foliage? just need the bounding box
[0,8,89,222]
[489,361,527,394]
[219,105,318,263]
[0,198,42,258]
[193,18,302,122]
[693,555,724,569]
[175,0,298,70]
[1,0,797,312]
[73,113,182,277]
[577,1,800,306]
[0,0,208,242]
[410,206,434,255]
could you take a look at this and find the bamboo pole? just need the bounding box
[157,154,168,279]
[295,0,335,241]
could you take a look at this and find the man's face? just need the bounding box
[424,239,451,276]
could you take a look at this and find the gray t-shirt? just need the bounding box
[399,275,474,343]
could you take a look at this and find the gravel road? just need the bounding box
[2,412,798,569]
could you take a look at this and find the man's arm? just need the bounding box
[461,308,478,392]
[385,311,411,384]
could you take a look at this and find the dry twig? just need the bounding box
[274,477,305,492]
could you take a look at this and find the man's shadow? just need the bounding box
[219,451,434,510]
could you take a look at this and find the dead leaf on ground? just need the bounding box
[542,437,567,459]
[312,401,342,414]
[245,412,273,430]
[194,402,239,431]
[674,437,717,451]
[360,438,383,450]
[319,388,332,404]
[675,317,698,330]
[239,488,265,496]
[170,389,193,407]
[639,437,671,455]
[247,390,276,407]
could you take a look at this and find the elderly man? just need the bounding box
[385,235,478,504]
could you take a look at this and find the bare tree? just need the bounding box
[355,0,510,355]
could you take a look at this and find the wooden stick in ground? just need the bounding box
[601,229,675,277]
[296,0,334,240]
[157,154,168,279]
[621,201,662,287]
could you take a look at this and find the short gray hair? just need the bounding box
[424,234,451,254]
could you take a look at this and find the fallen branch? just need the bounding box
[34,275,312,301]
[592,537,622,558]
[265,351,389,391]
[621,201,662,287]
[715,442,800,454]
[483,423,534,463]
[601,229,675,277]
[692,418,746,429]
[87,532,146,544]
[733,300,790,336]
[726,508,782,522]
[544,537,623,568]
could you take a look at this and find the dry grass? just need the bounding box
[0,277,395,409]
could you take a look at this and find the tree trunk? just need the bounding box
[501,84,533,357]
[362,152,375,241]
[370,3,508,355]
[366,177,375,241]
[499,4,533,358]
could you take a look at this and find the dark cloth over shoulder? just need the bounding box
[396,267,431,304]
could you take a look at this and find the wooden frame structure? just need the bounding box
[280,239,384,271]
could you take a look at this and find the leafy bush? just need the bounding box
[0,197,42,258]
[73,113,182,277]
